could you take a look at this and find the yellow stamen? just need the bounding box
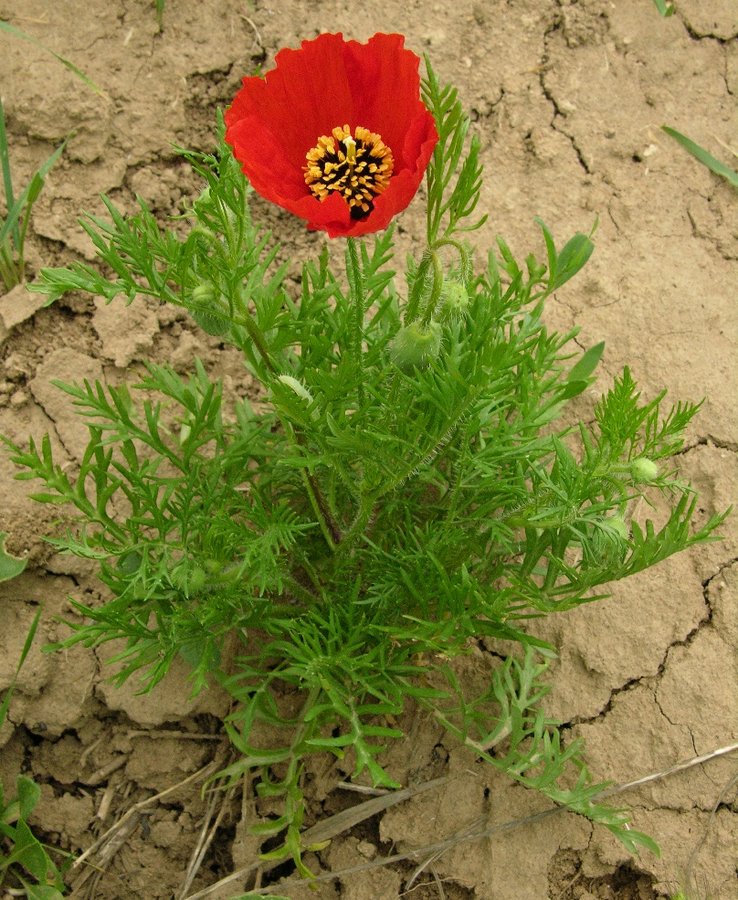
[304,124,394,219]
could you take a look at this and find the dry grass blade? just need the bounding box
[191,742,738,898]
[681,768,738,896]
[69,756,223,896]
[0,19,106,96]
[601,741,738,797]
[183,774,456,899]
[219,806,558,897]
[179,780,239,899]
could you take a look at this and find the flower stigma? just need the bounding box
[343,135,357,165]
[304,124,394,219]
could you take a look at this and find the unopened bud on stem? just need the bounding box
[389,321,442,372]
[190,282,230,336]
[439,280,470,322]
[630,457,659,484]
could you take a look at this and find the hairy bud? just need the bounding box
[439,280,470,322]
[603,515,629,540]
[593,515,630,565]
[190,283,230,336]
[389,321,442,372]
[630,457,659,484]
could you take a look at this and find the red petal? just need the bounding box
[225,32,439,238]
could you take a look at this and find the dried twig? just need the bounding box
[78,734,104,769]
[682,767,738,895]
[73,759,222,872]
[600,741,738,797]
[126,729,222,742]
[239,14,263,54]
[86,756,127,786]
[183,775,457,899]
[179,779,239,899]
[185,741,738,898]
[95,780,116,823]
[336,781,391,796]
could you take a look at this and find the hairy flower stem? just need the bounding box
[406,240,466,329]
[346,238,365,408]
[232,304,340,551]
[386,246,438,407]
[231,310,278,377]
[419,251,445,325]
[403,249,433,324]
[334,493,376,558]
[282,419,341,551]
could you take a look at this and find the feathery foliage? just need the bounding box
[5,62,726,879]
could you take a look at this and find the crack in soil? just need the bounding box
[679,436,738,455]
[677,11,737,44]
[564,557,725,731]
[538,53,593,177]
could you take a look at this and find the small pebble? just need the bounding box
[3,353,26,378]
[357,840,377,859]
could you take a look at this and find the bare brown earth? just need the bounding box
[0,1,736,898]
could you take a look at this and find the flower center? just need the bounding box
[304,124,394,219]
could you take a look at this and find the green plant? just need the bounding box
[0,604,69,898]
[0,532,27,583]
[4,41,727,881]
[0,21,103,93]
[153,0,165,30]
[661,126,738,188]
[0,18,104,291]
[0,98,66,290]
[651,0,675,16]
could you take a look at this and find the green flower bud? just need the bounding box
[204,558,223,574]
[593,515,630,565]
[630,457,659,484]
[188,566,207,591]
[506,514,527,528]
[439,280,470,322]
[277,374,314,404]
[191,283,215,305]
[190,283,230,336]
[603,515,629,540]
[389,321,442,372]
[193,186,212,216]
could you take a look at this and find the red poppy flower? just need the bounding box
[224,32,438,239]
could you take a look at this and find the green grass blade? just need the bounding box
[662,126,738,188]
[0,139,65,251]
[154,0,166,30]
[0,96,19,250]
[0,607,40,730]
[0,20,106,97]
[651,0,675,15]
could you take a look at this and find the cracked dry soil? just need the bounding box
[0,1,736,898]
